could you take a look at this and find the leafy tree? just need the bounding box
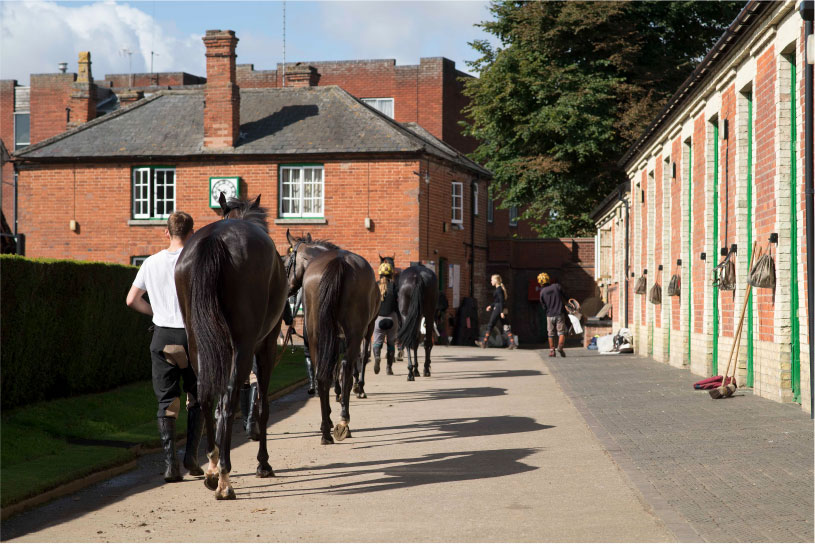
[463,0,743,236]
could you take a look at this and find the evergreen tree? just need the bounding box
[463,0,743,236]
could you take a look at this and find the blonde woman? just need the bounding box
[476,274,517,349]
[372,261,398,375]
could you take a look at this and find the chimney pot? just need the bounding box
[67,51,96,128]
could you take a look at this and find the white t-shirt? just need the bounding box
[133,249,185,328]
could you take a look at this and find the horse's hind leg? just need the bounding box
[356,319,375,399]
[201,396,220,492]
[214,346,252,500]
[254,328,280,478]
[423,324,433,377]
[334,335,359,441]
[318,378,334,445]
[406,340,415,381]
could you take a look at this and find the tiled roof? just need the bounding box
[14,85,490,177]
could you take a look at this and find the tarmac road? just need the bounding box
[2,346,672,542]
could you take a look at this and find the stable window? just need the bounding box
[279,165,324,218]
[361,98,394,118]
[451,182,463,225]
[132,167,175,219]
[14,113,29,149]
[509,205,518,226]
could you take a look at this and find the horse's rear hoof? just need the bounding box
[386,366,393,375]
[215,487,236,500]
[307,388,315,397]
[357,390,367,399]
[333,422,350,441]
[412,367,420,377]
[352,383,360,394]
[321,435,334,445]
[407,373,414,382]
[204,473,218,491]
[256,464,275,478]
[424,370,431,377]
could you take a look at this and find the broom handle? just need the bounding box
[721,240,759,383]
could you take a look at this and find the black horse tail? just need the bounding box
[189,235,232,402]
[397,273,425,349]
[316,257,347,382]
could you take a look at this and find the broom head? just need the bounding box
[709,386,726,399]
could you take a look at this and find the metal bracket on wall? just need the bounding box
[676,259,682,266]
[658,265,663,271]
[700,252,706,261]
[769,232,778,244]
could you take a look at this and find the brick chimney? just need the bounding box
[286,63,319,87]
[67,51,96,128]
[203,29,240,148]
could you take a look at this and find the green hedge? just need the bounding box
[1,255,153,409]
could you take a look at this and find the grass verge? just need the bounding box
[1,347,306,508]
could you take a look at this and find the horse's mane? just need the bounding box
[225,196,269,234]
[293,236,339,250]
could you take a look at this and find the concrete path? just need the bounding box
[2,345,671,542]
[545,348,814,543]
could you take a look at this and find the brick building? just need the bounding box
[11,30,491,317]
[593,0,812,413]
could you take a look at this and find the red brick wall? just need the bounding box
[29,73,75,144]
[655,155,663,328]
[0,80,15,221]
[16,158,429,270]
[692,114,706,333]
[641,169,648,322]
[671,136,682,330]
[754,46,776,342]
[102,72,205,89]
[719,84,737,337]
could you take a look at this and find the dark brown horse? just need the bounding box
[175,194,288,500]
[284,230,379,443]
[397,264,439,380]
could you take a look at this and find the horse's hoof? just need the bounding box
[412,368,420,378]
[321,435,334,445]
[333,422,350,442]
[215,487,236,500]
[352,383,359,394]
[256,464,275,478]
[424,370,431,377]
[386,367,393,375]
[307,388,315,397]
[407,373,414,382]
[357,390,367,399]
[204,473,219,491]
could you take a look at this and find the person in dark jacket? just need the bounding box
[538,272,568,357]
[476,274,517,349]
[373,261,398,374]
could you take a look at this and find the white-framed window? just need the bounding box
[361,98,394,118]
[132,167,175,219]
[487,188,494,223]
[451,182,463,225]
[279,165,324,218]
[472,182,479,216]
[14,112,29,149]
[509,205,518,227]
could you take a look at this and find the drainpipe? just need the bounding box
[619,183,630,327]
[801,0,814,418]
[470,179,476,298]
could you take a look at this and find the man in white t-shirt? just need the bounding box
[126,211,201,483]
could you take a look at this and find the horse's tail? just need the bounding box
[189,235,232,402]
[397,273,425,349]
[316,257,347,382]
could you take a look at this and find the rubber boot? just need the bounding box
[386,348,395,375]
[183,404,204,476]
[246,382,261,441]
[373,343,383,374]
[158,417,182,482]
[305,354,316,396]
[239,382,250,422]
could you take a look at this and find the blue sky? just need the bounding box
[1,0,499,84]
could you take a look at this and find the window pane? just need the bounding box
[14,113,30,149]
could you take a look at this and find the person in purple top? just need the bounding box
[538,272,568,358]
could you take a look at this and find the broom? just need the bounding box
[710,240,757,399]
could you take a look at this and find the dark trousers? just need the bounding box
[485,308,506,336]
[150,326,198,418]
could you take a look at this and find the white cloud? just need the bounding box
[0,0,203,84]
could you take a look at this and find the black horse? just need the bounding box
[396,264,439,380]
[284,231,380,443]
[175,194,288,500]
